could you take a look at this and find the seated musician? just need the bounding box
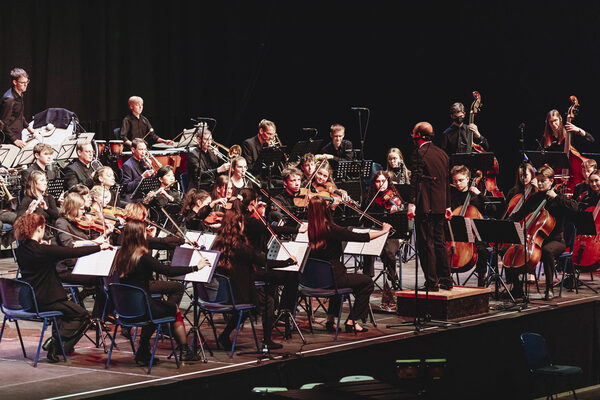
[120,96,174,148]
[204,175,233,231]
[121,138,155,202]
[63,141,95,190]
[578,169,600,210]
[55,192,112,318]
[21,143,59,183]
[362,171,402,287]
[211,201,297,351]
[187,127,230,191]
[230,156,254,195]
[92,165,125,208]
[143,165,182,209]
[270,167,303,224]
[299,153,317,184]
[320,123,354,163]
[311,161,347,210]
[440,102,489,155]
[542,109,594,152]
[385,148,410,185]
[308,196,392,333]
[450,165,492,287]
[508,165,578,300]
[110,220,205,364]
[182,188,215,232]
[65,184,91,209]
[88,185,123,230]
[573,159,597,202]
[242,119,277,174]
[13,213,110,362]
[17,171,59,238]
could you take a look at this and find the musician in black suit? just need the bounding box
[21,143,59,184]
[121,138,155,202]
[187,127,229,190]
[63,141,95,190]
[242,119,276,172]
[440,102,488,155]
[407,122,453,291]
[321,123,353,163]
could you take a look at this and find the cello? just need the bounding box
[562,95,588,195]
[446,172,483,270]
[468,91,503,198]
[572,195,600,271]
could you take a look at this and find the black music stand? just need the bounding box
[524,151,571,170]
[47,178,65,199]
[565,211,598,294]
[371,212,410,290]
[131,177,160,200]
[471,219,523,310]
[288,140,323,163]
[450,152,495,172]
[335,160,373,181]
[336,180,363,205]
[257,146,286,188]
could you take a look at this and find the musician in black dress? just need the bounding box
[509,165,578,300]
[385,148,410,185]
[182,188,215,232]
[230,156,253,195]
[92,165,124,208]
[111,220,205,364]
[573,159,597,202]
[187,127,230,191]
[63,141,95,190]
[14,213,110,362]
[440,102,488,155]
[308,196,391,333]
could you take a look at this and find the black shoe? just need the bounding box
[134,346,160,366]
[179,344,200,362]
[325,321,336,333]
[418,285,439,292]
[265,340,283,350]
[439,282,453,290]
[217,334,233,351]
[345,323,368,333]
[46,341,60,363]
[42,336,54,351]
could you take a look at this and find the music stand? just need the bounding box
[471,219,524,310]
[335,160,373,181]
[175,128,197,149]
[47,178,65,199]
[566,211,598,294]
[0,144,21,169]
[524,151,571,170]
[288,140,323,162]
[257,147,286,188]
[336,180,363,204]
[55,136,79,161]
[450,152,495,172]
[131,177,160,200]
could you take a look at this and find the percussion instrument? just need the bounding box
[109,140,124,156]
[95,140,107,156]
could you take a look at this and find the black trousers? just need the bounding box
[541,239,566,291]
[416,213,451,288]
[327,272,374,321]
[253,269,299,340]
[149,280,185,307]
[39,299,89,354]
[58,271,106,318]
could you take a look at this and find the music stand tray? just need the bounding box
[450,152,495,172]
[257,146,287,166]
[176,128,197,148]
[47,178,65,199]
[288,140,323,162]
[0,144,22,169]
[131,177,160,200]
[571,211,596,236]
[335,160,373,181]
[524,151,571,170]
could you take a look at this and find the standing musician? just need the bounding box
[361,171,403,285]
[407,122,453,292]
[440,102,489,155]
[110,220,205,364]
[63,141,96,190]
[21,143,59,183]
[13,213,110,362]
[385,148,411,185]
[17,171,59,231]
[573,159,597,202]
[120,96,174,148]
[508,165,578,300]
[211,202,297,350]
[242,119,277,173]
[320,123,354,163]
[449,165,493,287]
[308,196,392,333]
[55,192,112,318]
[121,138,155,202]
[230,156,254,195]
[542,109,594,152]
[0,67,33,148]
[187,127,230,191]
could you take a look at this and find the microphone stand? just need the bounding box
[352,107,370,206]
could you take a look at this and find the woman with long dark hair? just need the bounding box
[111,220,206,365]
[308,196,391,333]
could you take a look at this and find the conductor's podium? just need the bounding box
[395,286,490,320]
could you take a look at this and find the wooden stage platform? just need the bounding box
[2,254,600,399]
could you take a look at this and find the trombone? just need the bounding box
[211,140,262,187]
[0,180,15,202]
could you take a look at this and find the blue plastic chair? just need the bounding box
[520,332,582,399]
[296,258,355,340]
[0,278,67,366]
[105,283,180,374]
[195,273,260,357]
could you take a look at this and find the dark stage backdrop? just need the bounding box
[2,0,599,191]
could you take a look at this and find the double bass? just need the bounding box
[562,95,588,195]
[446,173,483,270]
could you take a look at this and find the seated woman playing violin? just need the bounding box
[182,188,229,232]
[508,165,578,300]
[573,159,597,202]
[144,165,183,228]
[89,185,123,234]
[55,192,113,318]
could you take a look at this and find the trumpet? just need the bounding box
[0,180,15,202]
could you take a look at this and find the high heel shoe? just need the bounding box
[325,321,337,333]
[345,323,368,333]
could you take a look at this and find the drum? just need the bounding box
[109,140,124,156]
[95,140,106,156]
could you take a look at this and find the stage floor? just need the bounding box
[1,252,599,399]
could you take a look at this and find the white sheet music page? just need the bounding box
[272,241,309,271]
[358,228,389,256]
[72,248,118,276]
[178,250,220,283]
[182,231,216,250]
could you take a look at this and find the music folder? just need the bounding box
[172,247,220,283]
[72,247,119,276]
[343,228,389,256]
[267,240,310,272]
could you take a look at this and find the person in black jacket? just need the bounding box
[186,127,230,191]
[320,123,353,163]
[0,67,33,148]
[242,119,276,173]
[13,213,110,362]
[440,102,488,155]
[111,220,206,365]
[63,141,95,190]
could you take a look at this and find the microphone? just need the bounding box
[302,128,317,132]
[351,107,369,111]
[191,117,216,123]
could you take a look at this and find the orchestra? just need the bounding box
[4,72,600,365]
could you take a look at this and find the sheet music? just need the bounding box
[295,230,309,243]
[271,241,310,272]
[182,230,216,250]
[72,248,118,276]
[514,222,525,245]
[343,228,389,256]
[467,218,480,242]
[173,248,220,283]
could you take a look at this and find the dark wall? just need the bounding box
[2,0,600,191]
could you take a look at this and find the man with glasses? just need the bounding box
[0,68,34,148]
[242,119,277,173]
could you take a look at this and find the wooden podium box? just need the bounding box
[395,286,490,320]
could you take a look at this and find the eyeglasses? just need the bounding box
[16,80,30,85]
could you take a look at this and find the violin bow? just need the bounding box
[250,204,295,260]
[259,188,303,225]
[46,224,92,242]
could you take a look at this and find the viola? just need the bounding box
[75,215,120,235]
[103,205,125,219]
[374,189,402,211]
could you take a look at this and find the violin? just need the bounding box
[103,205,125,219]
[374,189,403,211]
[74,214,120,235]
[293,187,335,207]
